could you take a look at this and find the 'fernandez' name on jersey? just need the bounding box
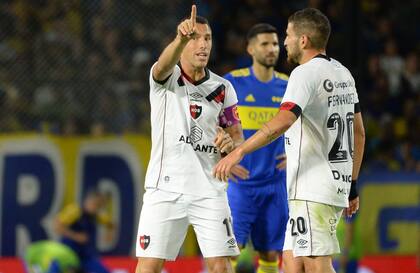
[282,55,360,208]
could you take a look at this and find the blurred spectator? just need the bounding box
[0,0,417,171]
[379,38,405,95]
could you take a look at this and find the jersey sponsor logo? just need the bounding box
[190,104,202,119]
[334,80,353,90]
[245,94,256,102]
[332,170,352,183]
[237,106,277,130]
[337,187,349,196]
[139,235,150,250]
[178,135,218,154]
[206,84,225,104]
[323,79,334,92]
[190,125,203,142]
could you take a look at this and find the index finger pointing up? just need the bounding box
[190,4,196,26]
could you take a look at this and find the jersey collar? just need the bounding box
[250,66,275,84]
[313,53,331,61]
[179,64,210,86]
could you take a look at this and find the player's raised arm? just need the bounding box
[152,5,197,82]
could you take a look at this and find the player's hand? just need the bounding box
[344,196,359,218]
[214,126,234,154]
[213,148,244,182]
[230,165,250,181]
[177,5,197,42]
[276,153,287,170]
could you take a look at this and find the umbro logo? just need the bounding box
[297,239,307,246]
[227,238,237,248]
[190,92,203,100]
[245,94,255,102]
[227,238,236,246]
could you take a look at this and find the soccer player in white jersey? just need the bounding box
[135,5,244,273]
[213,8,365,273]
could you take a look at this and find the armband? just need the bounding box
[219,104,240,128]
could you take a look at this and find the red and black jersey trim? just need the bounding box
[279,102,302,118]
[180,65,210,86]
[206,84,226,103]
[177,76,185,86]
[354,102,361,113]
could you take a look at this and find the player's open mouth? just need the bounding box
[196,53,208,58]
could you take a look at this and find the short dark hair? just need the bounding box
[288,8,331,49]
[246,23,278,42]
[196,16,209,26]
[179,15,210,28]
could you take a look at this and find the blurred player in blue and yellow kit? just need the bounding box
[224,23,288,273]
[54,190,114,273]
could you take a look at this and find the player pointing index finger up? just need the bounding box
[178,5,197,40]
[135,4,244,273]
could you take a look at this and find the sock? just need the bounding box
[230,258,238,272]
[257,259,279,273]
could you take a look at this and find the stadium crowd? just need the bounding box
[0,0,418,171]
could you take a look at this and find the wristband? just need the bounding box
[349,180,358,201]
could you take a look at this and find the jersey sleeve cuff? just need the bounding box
[153,74,172,85]
[354,102,361,113]
[279,102,302,118]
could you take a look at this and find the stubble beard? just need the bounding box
[287,49,301,65]
[257,57,277,69]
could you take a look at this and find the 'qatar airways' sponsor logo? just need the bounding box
[179,135,218,154]
[248,110,276,124]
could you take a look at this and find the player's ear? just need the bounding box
[300,34,310,49]
[247,42,254,56]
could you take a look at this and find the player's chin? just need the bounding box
[195,59,208,68]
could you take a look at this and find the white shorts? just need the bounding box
[283,200,343,257]
[136,189,240,260]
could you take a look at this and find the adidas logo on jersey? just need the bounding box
[245,94,256,102]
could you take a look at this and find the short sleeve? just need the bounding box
[149,62,180,92]
[223,80,238,109]
[281,66,317,112]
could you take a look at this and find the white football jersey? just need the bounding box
[145,63,238,197]
[282,55,359,207]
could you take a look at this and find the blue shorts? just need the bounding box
[227,180,288,252]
